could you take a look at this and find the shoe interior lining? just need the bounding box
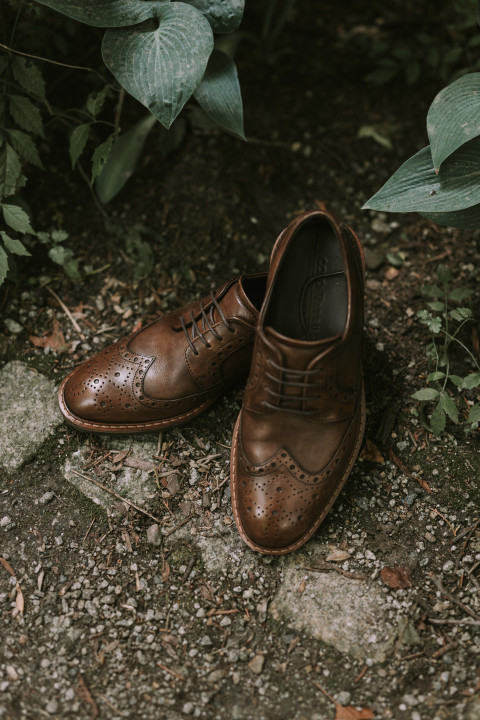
[242,274,268,311]
[265,217,348,341]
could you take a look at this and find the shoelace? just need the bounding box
[262,358,323,415]
[180,293,234,356]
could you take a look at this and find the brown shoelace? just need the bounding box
[262,358,323,415]
[180,293,235,356]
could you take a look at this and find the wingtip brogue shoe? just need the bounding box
[230,210,366,555]
[58,274,267,433]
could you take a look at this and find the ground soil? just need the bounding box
[1,2,480,719]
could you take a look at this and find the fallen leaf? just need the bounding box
[326,549,351,562]
[360,438,385,464]
[335,705,374,720]
[312,681,374,720]
[29,316,67,353]
[76,673,99,719]
[380,565,412,589]
[0,557,16,576]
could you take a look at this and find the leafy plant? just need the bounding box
[35,0,246,137]
[0,50,45,284]
[363,1,480,230]
[37,229,80,279]
[411,264,480,435]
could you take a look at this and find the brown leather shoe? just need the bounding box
[230,210,366,555]
[58,274,266,433]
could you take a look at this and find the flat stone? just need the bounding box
[0,361,63,474]
[271,552,393,662]
[63,434,159,513]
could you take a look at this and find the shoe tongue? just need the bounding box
[178,277,258,331]
[264,326,339,368]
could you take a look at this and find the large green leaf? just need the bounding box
[34,0,166,27]
[421,202,480,229]
[193,49,244,137]
[185,0,244,33]
[102,3,214,128]
[363,139,480,213]
[427,73,480,171]
[96,114,157,203]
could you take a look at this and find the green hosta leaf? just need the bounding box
[86,87,109,117]
[417,309,442,333]
[421,284,443,298]
[411,387,440,401]
[427,300,445,312]
[91,133,115,183]
[0,246,8,285]
[96,114,157,203]
[102,4,214,129]
[430,403,446,435]
[11,56,46,102]
[439,391,458,422]
[0,231,31,256]
[363,139,480,213]
[421,202,480,229]
[1,203,34,233]
[468,404,480,424]
[34,0,165,27]
[449,307,473,321]
[462,372,480,389]
[8,95,44,137]
[193,50,244,138]
[0,145,24,198]
[427,73,480,171]
[427,371,445,382]
[185,0,244,32]
[448,287,474,302]
[6,129,43,167]
[69,124,91,168]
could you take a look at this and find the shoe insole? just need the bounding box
[265,217,347,340]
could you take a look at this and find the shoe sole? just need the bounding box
[230,383,366,555]
[57,373,223,435]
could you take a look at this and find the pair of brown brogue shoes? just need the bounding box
[58,209,366,555]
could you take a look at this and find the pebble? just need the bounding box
[248,654,265,675]
[146,524,161,545]
[39,491,55,505]
[4,319,23,334]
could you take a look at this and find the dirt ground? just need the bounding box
[1,2,479,719]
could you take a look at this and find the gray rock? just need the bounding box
[270,556,393,662]
[0,362,63,474]
[63,435,158,513]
